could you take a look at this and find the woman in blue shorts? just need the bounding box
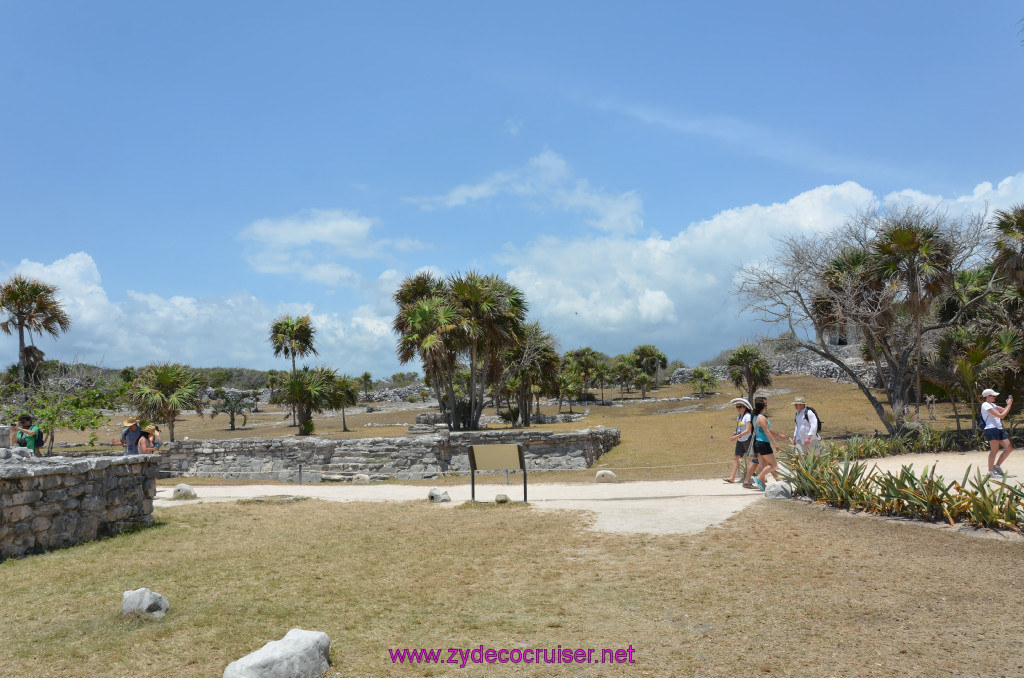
[980,388,1013,478]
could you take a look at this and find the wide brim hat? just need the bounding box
[982,388,999,398]
[730,397,753,410]
[142,425,157,434]
[122,417,139,426]
[792,397,806,405]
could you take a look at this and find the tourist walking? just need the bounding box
[120,417,144,455]
[750,397,787,491]
[724,398,756,483]
[790,397,820,455]
[980,388,1013,478]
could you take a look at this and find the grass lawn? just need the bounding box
[2,499,1022,677]
[5,374,1012,676]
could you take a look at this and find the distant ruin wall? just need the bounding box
[0,453,160,561]
[158,428,621,481]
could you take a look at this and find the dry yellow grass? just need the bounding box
[1,498,1021,677]
[4,375,1020,677]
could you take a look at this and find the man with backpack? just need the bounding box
[790,397,821,455]
[12,414,43,452]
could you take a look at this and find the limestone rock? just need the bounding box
[595,470,617,483]
[764,481,793,500]
[223,628,330,678]
[352,473,371,484]
[495,494,510,504]
[172,484,197,500]
[122,588,170,618]
[428,487,451,503]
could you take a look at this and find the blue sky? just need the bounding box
[2,1,1023,377]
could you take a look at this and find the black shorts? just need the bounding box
[753,440,773,456]
[985,428,1009,442]
[734,440,752,457]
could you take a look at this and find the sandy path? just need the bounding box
[155,478,764,535]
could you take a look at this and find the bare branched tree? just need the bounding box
[735,203,990,435]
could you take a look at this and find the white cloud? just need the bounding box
[884,172,1024,215]
[409,149,644,234]
[0,253,403,375]
[238,209,429,286]
[500,181,876,358]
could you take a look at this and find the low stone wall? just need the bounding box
[159,427,621,481]
[1,453,160,561]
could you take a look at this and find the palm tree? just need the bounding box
[448,271,528,428]
[502,322,560,426]
[275,366,340,435]
[333,374,360,432]
[992,204,1024,287]
[360,372,373,401]
[868,214,954,417]
[631,345,668,386]
[269,314,318,425]
[727,345,773,405]
[210,390,254,430]
[129,363,204,442]
[0,274,72,387]
[688,367,718,397]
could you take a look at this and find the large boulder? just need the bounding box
[172,484,197,500]
[122,588,170,618]
[764,481,793,500]
[223,628,330,678]
[428,488,451,503]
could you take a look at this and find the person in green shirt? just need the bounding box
[13,414,41,451]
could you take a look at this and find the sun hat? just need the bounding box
[142,425,157,435]
[982,388,999,398]
[730,397,752,410]
[792,397,806,405]
[122,417,139,426]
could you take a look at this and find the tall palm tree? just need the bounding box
[868,216,954,417]
[727,345,773,404]
[395,294,460,426]
[0,274,72,386]
[448,272,528,428]
[129,363,204,442]
[269,314,318,425]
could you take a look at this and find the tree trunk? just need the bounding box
[341,405,349,432]
[17,323,27,388]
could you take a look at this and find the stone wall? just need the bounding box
[158,427,621,481]
[1,453,160,561]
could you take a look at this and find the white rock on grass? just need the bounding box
[495,494,510,504]
[764,481,793,500]
[122,588,170,618]
[595,470,617,483]
[223,628,330,678]
[172,484,197,500]
[352,473,371,484]
[427,488,451,503]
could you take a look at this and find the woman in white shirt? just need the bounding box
[980,388,1013,478]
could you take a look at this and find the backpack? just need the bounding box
[977,409,988,431]
[803,406,823,433]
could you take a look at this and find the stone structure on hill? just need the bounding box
[671,344,877,388]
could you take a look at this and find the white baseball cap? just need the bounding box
[982,388,999,397]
